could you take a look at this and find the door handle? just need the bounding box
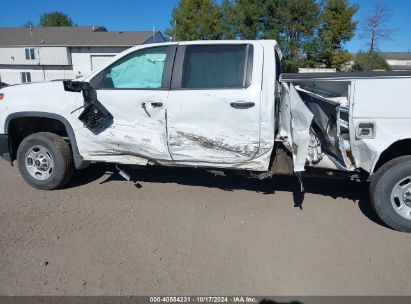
[150,102,163,108]
[141,101,163,117]
[142,101,163,108]
[230,101,255,109]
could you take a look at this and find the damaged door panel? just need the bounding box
[166,43,263,165]
[70,45,176,163]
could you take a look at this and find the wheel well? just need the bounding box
[8,117,68,159]
[373,139,411,173]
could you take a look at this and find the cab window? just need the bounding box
[181,45,251,89]
[100,46,169,89]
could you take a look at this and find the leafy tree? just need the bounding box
[167,0,222,40]
[307,0,358,69]
[351,51,391,71]
[235,0,268,39]
[262,0,282,39]
[168,0,359,71]
[39,11,73,27]
[277,0,321,72]
[219,0,239,39]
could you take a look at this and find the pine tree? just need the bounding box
[167,0,222,41]
[307,0,358,69]
[277,0,321,72]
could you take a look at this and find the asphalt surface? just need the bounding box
[0,159,411,296]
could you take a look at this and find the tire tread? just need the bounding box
[370,155,411,232]
[17,132,74,190]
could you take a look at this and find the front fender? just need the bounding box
[4,112,87,169]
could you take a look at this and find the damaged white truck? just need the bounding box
[1,40,411,231]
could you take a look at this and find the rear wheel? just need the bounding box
[17,132,74,190]
[370,156,411,232]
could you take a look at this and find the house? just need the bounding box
[0,26,167,84]
[380,52,411,71]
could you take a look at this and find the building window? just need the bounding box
[21,72,31,83]
[25,48,36,60]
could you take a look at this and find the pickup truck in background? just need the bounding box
[1,40,411,232]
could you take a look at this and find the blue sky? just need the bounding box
[1,0,410,53]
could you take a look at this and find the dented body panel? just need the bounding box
[282,73,411,174]
[167,42,263,165]
[77,89,170,162]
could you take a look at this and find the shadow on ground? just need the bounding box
[64,164,387,229]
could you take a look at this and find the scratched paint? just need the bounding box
[175,131,259,157]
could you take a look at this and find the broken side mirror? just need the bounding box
[64,80,113,134]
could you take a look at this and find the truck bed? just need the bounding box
[281,71,411,81]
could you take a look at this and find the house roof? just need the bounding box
[0,26,165,47]
[380,52,411,60]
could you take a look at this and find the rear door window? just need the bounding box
[181,45,251,89]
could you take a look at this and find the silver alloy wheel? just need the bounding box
[391,176,411,219]
[25,145,54,181]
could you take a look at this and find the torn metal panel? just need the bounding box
[279,83,314,172]
[293,83,355,171]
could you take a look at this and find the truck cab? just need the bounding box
[72,40,279,170]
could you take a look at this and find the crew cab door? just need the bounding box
[78,45,176,162]
[166,43,262,164]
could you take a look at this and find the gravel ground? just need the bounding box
[0,159,410,296]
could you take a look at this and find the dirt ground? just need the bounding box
[0,159,411,296]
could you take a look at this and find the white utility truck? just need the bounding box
[1,40,411,231]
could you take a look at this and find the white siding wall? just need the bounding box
[0,47,70,65]
[70,47,128,78]
[386,59,411,67]
[0,65,75,84]
[0,46,131,84]
[39,47,71,65]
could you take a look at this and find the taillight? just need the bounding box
[0,93,4,101]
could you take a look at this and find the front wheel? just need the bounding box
[370,156,411,232]
[17,132,74,190]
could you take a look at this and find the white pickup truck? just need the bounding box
[1,40,411,231]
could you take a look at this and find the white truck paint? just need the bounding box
[1,40,411,231]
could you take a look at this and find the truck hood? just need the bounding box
[0,80,66,93]
[0,80,80,113]
[0,81,77,102]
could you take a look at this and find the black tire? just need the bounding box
[370,156,411,232]
[17,132,75,190]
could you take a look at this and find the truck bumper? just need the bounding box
[0,134,12,161]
